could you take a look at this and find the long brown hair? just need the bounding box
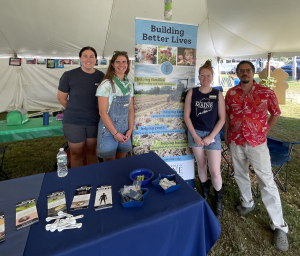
[103,52,130,85]
[199,60,214,76]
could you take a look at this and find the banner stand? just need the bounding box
[133,18,198,187]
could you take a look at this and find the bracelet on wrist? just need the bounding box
[113,132,118,136]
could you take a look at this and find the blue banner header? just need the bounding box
[135,19,198,49]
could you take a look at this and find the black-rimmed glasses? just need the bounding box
[237,69,254,74]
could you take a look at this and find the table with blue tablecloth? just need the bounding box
[1,152,220,256]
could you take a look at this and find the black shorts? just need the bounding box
[63,123,98,143]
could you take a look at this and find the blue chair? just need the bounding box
[266,136,300,192]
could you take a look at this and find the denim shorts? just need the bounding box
[98,128,132,158]
[188,129,222,150]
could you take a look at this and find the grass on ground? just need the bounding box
[0,78,300,255]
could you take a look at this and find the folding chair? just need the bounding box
[267,136,300,192]
[219,129,234,177]
[0,146,9,179]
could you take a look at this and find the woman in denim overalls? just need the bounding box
[96,52,134,161]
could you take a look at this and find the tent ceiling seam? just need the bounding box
[205,0,208,17]
[0,27,15,54]
[207,18,217,57]
[210,19,268,54]
[102,0,116,57]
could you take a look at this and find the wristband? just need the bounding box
[113,132,118,136]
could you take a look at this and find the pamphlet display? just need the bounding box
[0,212,5,243]
[70,186,92,211]
[47,191,67,217]
[15,198,39,230]
[94,185,113,210]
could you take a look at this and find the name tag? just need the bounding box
[95,83,100,86]
[123,104,129,108]
[209,95,217,99]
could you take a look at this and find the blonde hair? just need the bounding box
[199,60,214,76]
[184,48,194,56]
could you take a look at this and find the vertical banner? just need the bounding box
[133,18,198,187]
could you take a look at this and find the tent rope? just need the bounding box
[102,0,116,58]
[0,27,15,54]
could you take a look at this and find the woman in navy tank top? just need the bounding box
[184,60,226,219]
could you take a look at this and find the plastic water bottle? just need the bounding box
[57,148,68,177]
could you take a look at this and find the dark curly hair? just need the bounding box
[236,60,255,72]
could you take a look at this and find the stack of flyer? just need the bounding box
[94,185,113,210]
[47,191,67,216]
[0,212,4,243]
[70,186,92,211]
[15,199,39,230]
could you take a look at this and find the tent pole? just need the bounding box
[217,57,221,85]
[164,0,172,21]
[292,56,297,81]
[267,52,271,77]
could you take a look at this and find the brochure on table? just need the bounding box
[0,212,5,243]
[94,185,113,211]
[70,186,92,211]
[15,198,39,230]
[47,190,67,216]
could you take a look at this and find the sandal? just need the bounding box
[273,229,289,252]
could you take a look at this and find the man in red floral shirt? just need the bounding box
[224,61,289,252]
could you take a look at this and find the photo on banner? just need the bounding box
[133,18,198,186]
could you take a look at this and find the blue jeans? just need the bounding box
[97,95,132,158]
[188,129,222,150]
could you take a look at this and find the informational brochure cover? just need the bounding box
[70,185,92,211]
[47,191,67,217]
[0,212,5,243]
[94,185,113,211]
[15,199,39,230]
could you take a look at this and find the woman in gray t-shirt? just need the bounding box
[57,46,104,168]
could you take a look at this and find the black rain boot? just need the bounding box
[200,179,211,201]
[213,186,224,219]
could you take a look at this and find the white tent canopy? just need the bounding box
[1,0,300,112]
[1,0,300,59]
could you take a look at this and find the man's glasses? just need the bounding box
[113,51,128,55]
[237,69,254,74]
